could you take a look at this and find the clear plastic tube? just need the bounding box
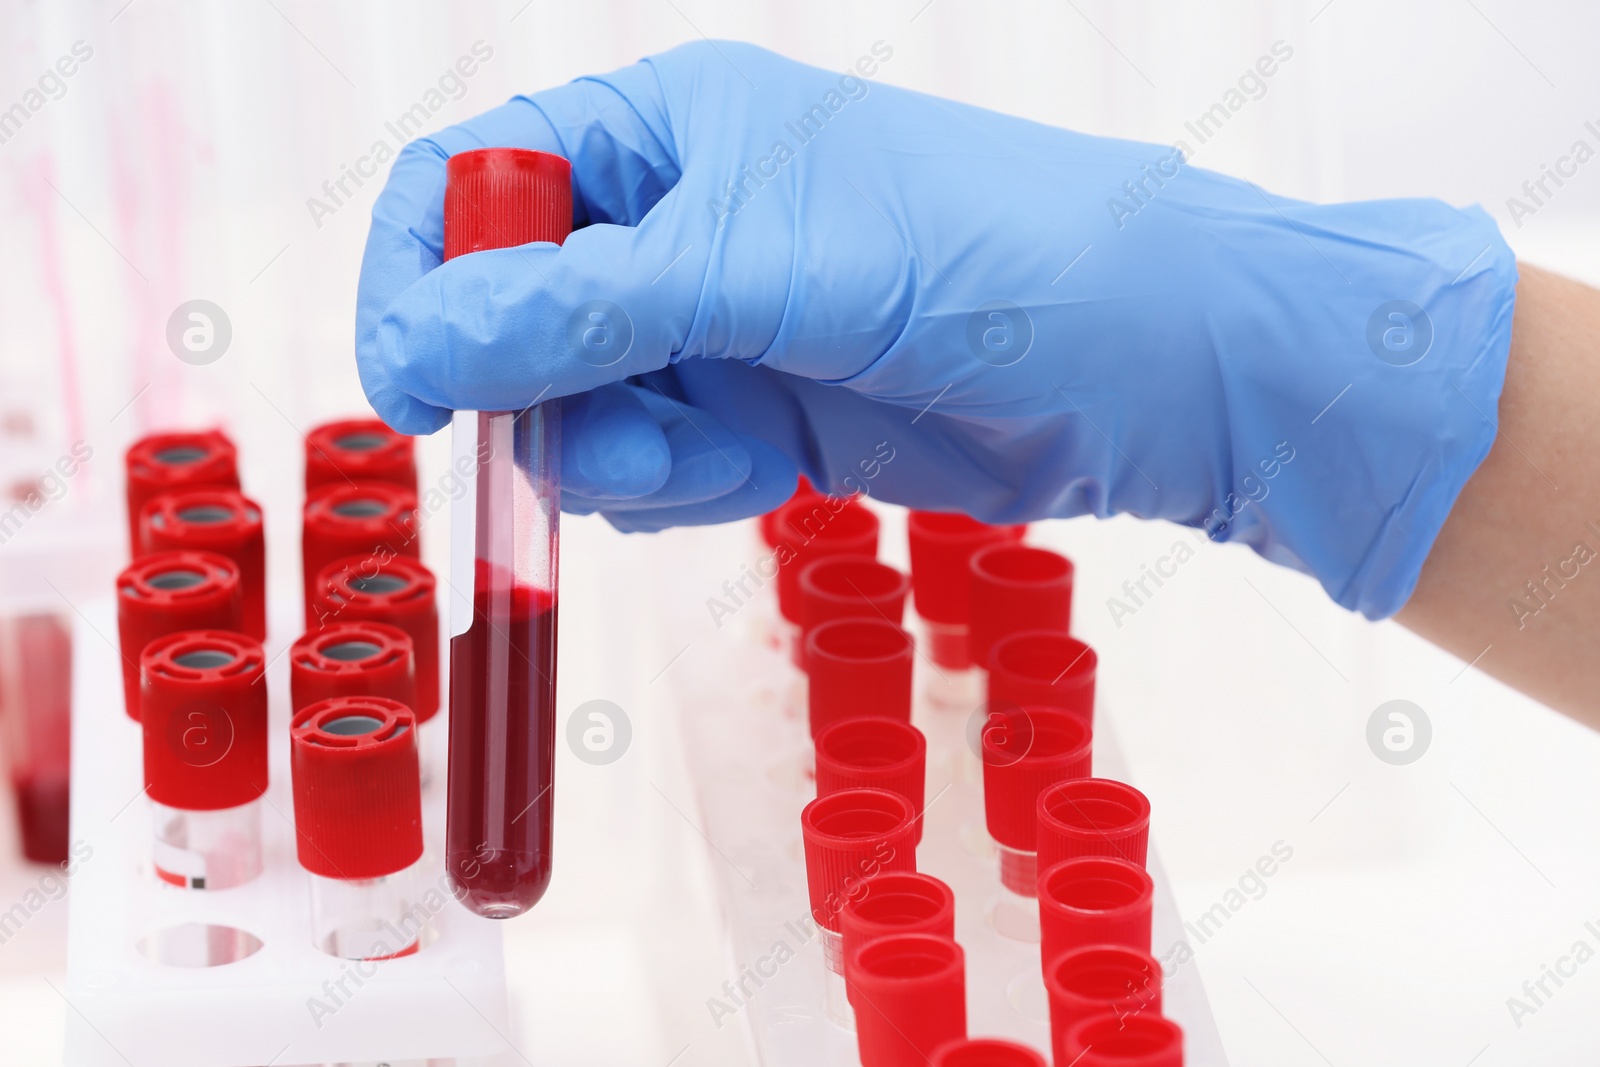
[446,404,559,918]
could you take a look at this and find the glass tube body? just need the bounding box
[446,404,559,918]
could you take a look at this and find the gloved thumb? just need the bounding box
[374,181,712,419]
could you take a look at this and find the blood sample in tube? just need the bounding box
[305,418,417,495]
[140,630,268,889]
[138,488,266,639]
[116,551,243,721]
[441,147,571,918]
[124,430,238,555]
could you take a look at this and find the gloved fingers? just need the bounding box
[595,435,799,533]
[561,387,774,515]
[559,382,671,500]
[371,179,712,418]
[356,60,685,436]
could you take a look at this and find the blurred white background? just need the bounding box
[2,0,1599,1064]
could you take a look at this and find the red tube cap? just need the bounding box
[289,621,417,715]
[124,430,239,553]
[116,551,243,721]
[444,148,572,260]
[774,498,880,623]
[291,696,423,880]
[305,418,418,495]
[302,482,420,625]
[1039,857,1155,966]
[311,555,440,722]
[799,554,909,638]
[801,787,917,933]
[760,475,818,548]
[138,488,266,640]
[1062,1014,1183,1067]
[840,871,955,994]
[988,631,1097,728]
[1045,945,1164,1065]
[968,544,1073,672]
[849,933,967,1067]
[930,1038,1048,1067]
[981,706,1092,887]
[805,618,914,739]
[1038,777,1151,873]
[140,630,268,811]
[906,512,1025,669]
[815,718,926,844]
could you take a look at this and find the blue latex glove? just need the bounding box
[357,41,1516,619]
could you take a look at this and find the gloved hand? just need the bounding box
[357,41,1516,619]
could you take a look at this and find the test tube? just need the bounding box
[116,551,244,720]
[440,147,572,918]
[0,611,73,863]
[929,1039,1048,1067]
[848,933,967,1067]
[1044,945,1164,1065]
[805,618,915,740]
[138,488,266,639]
[289,621,416,713]
[311,555,440,725]
[1037,856,1154,967]
[967,543,1074,685]
[139,630,268,889]
[905,512,1024,706]
[124,430,239,555]
[987,630,1097,729]
[1037,777,1151,873]
[980,705,1092,937]
[301,481,419,624]
[814,718,927,844]
[305,417,418,495]
[291,695,425,958]
[1061,1014,1183,1067]
[800,787,918,1024]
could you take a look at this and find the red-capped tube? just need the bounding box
[1038,857,1154,966]
[289,621,416,714]
[801,787,918,938]
[815,718,926,845]
[906,512,1025,669]
[760,475,818,548]
[805,618,914,739]
[848,933,967,1067]
[311,555,439,722]
[124,430,239,554]
[138,488,266,640]
[116,551,243,721]
[774,497,879,624]
[840,871,955,995]
[305,418,417,495]
[291,696,422,880]
[981,706,1092,895]
[930,1038,1048,1067]
[1062,1014,1183,1067]
[292,696,425,958]
[140,630,268,889]
[968,544,1073,673]
[988,631,1097,728]
[799,555,909,646]
[1038,778,1151,873]
[301,481,420,624]
[1045,945,1164,1065]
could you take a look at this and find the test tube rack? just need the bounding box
[62,597,511,1067]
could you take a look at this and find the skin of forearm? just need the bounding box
[1400,264,1600,722]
